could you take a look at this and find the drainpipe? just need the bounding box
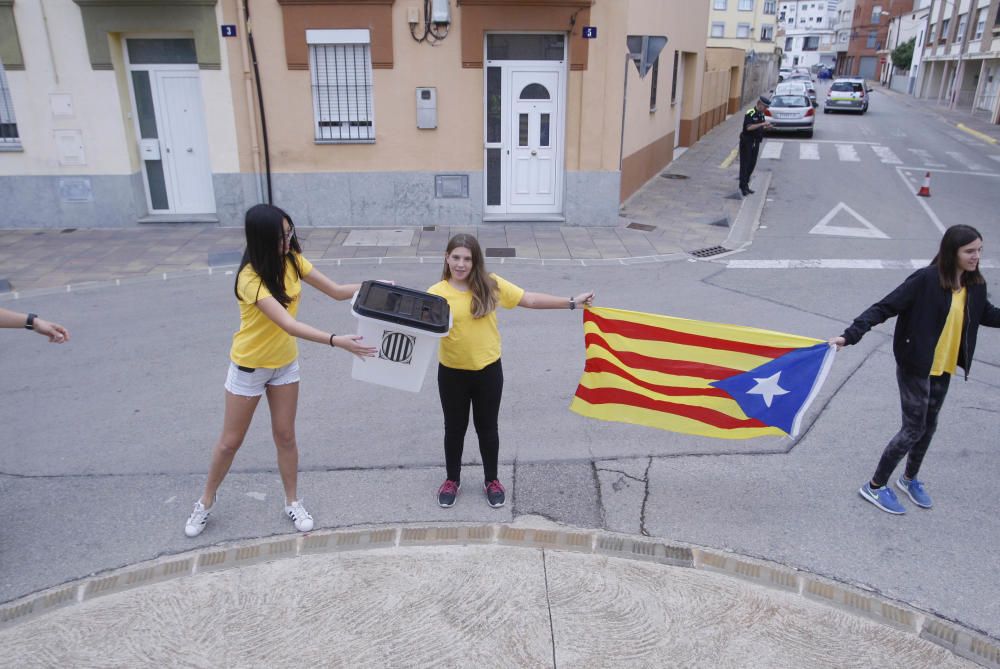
[242,0,273,203]
[237,0,264,205]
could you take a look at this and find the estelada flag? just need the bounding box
[570,307,836,439]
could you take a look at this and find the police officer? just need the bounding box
[738,96,771,196]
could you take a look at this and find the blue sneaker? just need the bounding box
[859,483,905,515]
[896,476,932,508]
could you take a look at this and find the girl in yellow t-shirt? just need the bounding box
[428,234,594,509]
[184,204,377,538]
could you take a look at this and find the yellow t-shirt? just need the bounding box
[428,274,525,371]
[930,287,966,376]
[230,255,314,368]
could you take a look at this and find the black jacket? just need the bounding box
[741,107,766,141]
[841,265,1000,379]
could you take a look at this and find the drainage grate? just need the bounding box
[423,226,436,232]
[485,247,515,258]
[61,228,77,233]
[660,173,689,180]
[690,245,730,258]
[626,222,657,232]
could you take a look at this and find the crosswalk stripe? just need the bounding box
[836,144,860,162]
[761,141,784,160]
[946,151,985,171]
[800,143,820,160]
[908,148,947,167]
[871,145,902,164]
[989,155,1000,164]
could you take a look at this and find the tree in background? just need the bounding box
[891,38,915,72]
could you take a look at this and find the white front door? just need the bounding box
[508,69,560,212]
[155,72,216,213]
[125,38,216,216]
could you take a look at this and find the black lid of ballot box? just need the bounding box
[353,281,450,334]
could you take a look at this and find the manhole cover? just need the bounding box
[690,246,730,258]
[485,247,515,258]
[626,222,657,232]
[660,173,689,180]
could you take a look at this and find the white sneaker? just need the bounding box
[184,497,215,537]
[285,500,314,532]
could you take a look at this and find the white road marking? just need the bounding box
[164,496,177,505]
[945,131,981,146]
[871,145,902,164]
[246,491,267,501]
[800,143,820,160]
[724,259,999,269]
[991,155,1000,164]
[907,148,946,167]
[836,144,860,161]
[946,151,985,171]
[810,202,889,239]
[897,166,1000,177]
[761,141,784,160]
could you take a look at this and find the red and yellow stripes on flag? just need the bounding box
[570,307,822,439]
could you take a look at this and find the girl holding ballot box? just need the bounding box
[428,234,594,509]
[831,225,1000,515]
[184,204,377,538]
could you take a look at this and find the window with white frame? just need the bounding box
[711,22,725,37]
[940,18,950,42]
[761,24,774,41]
[803,35,820,50]
[785,36,793,50]
[763,0,776,15]
[0,60,19,147]
[739,0,754,11]
[714,0,727,10]
[737,23,751,38]
[955,13,967,42]
[928,21,936,42]
[871,5,882,23]
[974,8,986,40]
[307,29,375,143]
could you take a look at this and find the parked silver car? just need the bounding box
[774,80,817,107]
[765,94,815,138]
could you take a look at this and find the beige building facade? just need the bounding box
[708,0,780,50]
[0,0,723,229]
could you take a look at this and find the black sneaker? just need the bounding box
[484,480,506,508]
[437,479,460,508]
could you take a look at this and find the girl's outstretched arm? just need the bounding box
[254,296,376,360]
[518,290,595,310]
[302,268,362,301]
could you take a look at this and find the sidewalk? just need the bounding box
[0,113,748,297]
[879,85,1000,145]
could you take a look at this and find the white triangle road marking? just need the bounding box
[836,144,860,161]
[809,202,890,239]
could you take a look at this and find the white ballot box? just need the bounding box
[351,281,451,392]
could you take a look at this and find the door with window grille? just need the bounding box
[484,34,566,218]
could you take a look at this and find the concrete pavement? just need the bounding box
[3,108,1000,666]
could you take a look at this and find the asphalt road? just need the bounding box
[1,86,999,642]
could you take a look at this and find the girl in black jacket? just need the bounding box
[831,225,1000,515]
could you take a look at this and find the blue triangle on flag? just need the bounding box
[710,343,834,437]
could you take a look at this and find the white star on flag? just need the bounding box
[746,371,789,408]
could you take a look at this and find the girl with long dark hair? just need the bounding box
[184,204,376,537]
[428,234,594,508]
[831,225,999,514]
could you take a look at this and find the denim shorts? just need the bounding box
[224,360,300,397]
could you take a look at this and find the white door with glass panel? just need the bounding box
[509,70,559,211]
[484,34,566,218]
[125,38,216,215]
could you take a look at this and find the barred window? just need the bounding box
[307,30,374,143]
[0,60,19,147]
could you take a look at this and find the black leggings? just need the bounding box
[871,367,951,487]
[437,359,503,483]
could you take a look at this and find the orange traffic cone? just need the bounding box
[917,172,931,197]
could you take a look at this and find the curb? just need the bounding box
[722,169,771,253]
[1,523,997,667]
[956,123,999,146]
